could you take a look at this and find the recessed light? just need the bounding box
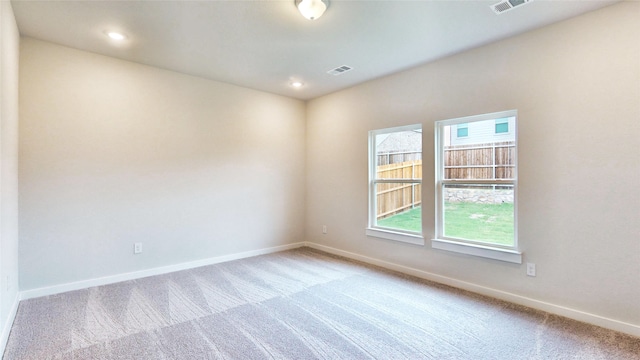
[291,81,304,88]
[106,32,126,41]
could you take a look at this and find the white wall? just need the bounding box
[19,38,306,290]
[306,2,640,330]
[0,0,20,347]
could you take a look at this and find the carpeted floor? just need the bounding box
[3,247,640,359]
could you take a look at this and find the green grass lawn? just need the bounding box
[377,206,422,232]
[377,202,514,246]
[444,201,514,246]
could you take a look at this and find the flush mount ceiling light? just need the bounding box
[106,31,126,41]
[295,0,328,20]
[290,81,304,88]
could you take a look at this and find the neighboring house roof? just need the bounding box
[377,130,422,153]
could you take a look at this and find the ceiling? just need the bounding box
[12,0,618,100]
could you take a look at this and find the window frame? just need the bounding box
[366,124,424,245]
[433,110,521,263]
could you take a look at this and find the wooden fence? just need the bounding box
[377,151,421,166]
[375,141,515,219]
[376,160,422,219]
[444,141,515,180]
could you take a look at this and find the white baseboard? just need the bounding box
[0,292,20,356]
[305,242,640,338]
[20,242,306,301]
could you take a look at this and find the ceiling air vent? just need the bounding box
[327,65,353,76]
[491,0,532,14]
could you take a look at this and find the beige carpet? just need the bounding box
[3,247,639,359]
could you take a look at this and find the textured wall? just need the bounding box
[306,2,640,327]
[19,38,306,290]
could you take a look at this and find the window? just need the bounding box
[456,123,468,137]
[367,124,423,245]
[495,118,509,134]
[433,111,521,263]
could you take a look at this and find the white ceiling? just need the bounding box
[12,0,618,100]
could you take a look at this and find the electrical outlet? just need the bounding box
[134,242,142,254]
[526,262,536,277]
[322,225,327,234]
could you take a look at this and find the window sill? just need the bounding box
[366,228,425,246]
[431,238,522,264]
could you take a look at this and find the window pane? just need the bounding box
[495,122,508,133]
[443,184,514,246]
[376,130,422,179]
[370,124,423,240]
[457,124,468,137]
[443,118,515,180]
[376,182,421,232]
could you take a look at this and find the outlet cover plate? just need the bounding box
[526,262,536,277]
